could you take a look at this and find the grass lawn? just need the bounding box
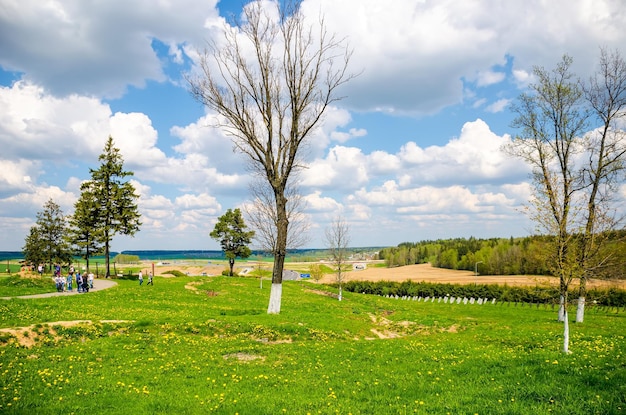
[0,276,57,297]
[0,275,623,414]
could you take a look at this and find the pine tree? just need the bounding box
[23,199,72,272]
[85,136,141,278]
[67,186,105,274]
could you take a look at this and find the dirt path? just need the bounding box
[0,278,118,300]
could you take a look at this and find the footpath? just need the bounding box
[0,278,118,300]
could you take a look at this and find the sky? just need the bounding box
[1,0,625,252]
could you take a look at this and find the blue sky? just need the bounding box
[0,0,625,251]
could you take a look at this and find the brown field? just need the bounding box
[320,263,626,289]
[144,261,625,289]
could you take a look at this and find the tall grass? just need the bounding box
[0,276,623,414]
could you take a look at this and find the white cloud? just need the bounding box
[485,98,511,113]
[476,70,506,87]
[0,0,224,98]
[304,0,626,114]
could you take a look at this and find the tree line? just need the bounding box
[22,136,141,278]
[379,232,626,279]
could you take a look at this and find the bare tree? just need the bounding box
[506,55,588,353]
[506,51,626,352]
[187,0,353,314]
[244,177,310,255]
[576,48,626,322]
[325,216,350,301]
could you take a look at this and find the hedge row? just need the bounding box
[341,280,626,307]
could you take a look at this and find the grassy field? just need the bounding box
[0,275,624,414]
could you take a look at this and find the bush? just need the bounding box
[342,280,626,306]
[113,254,140,264]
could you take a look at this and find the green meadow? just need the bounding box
[0,275,624,414]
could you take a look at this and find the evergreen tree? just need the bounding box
[210,208,254,276]
[85,136,141,278]
[22,199,72,272]
[67,186,105,274]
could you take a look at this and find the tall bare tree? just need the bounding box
[188,0,353,313]
[325,216,350,301]
[506,55,588,353]
[576,48,626,322]
[506,51,626,352]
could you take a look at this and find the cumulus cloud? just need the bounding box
[485,98,511,113]
[0,0,223,98]
[304,0,626,114]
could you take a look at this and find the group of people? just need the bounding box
[53,264,94,293]
[138,270,153,286]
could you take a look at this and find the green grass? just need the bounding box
[0,276,623,414]
[0,275,57,296]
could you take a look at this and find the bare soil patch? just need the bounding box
[0,320,132,348]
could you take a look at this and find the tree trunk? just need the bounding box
[576,277,587,323]
[558,294,565,322]
[229,258,235,276]
[576,296,585,323]
[104,240,110,278]
[267,192,288,314]
[267,283,282,314]
[563,309,570,354]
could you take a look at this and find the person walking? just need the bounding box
[138,271,143,286]
[76,272,83,293]
[147,272,153,286]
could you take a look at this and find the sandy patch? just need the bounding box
[223,352,265,362]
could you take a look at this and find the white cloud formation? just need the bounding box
[485,98,511,113]
[0,0,624,250]
[0,0,224,98]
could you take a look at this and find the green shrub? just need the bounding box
[342,280,626,306]
[113,254,140,264]
[163,270,186,277]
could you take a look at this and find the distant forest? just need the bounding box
[379,231,626,279]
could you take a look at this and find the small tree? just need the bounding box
[84,136,141,278]
[22,226,45,271]
[575,48,626,322]
[309,263,323,283]
[210,208,255,276]
[23,199,72,272]
[325,216,350,301]
[67,186,105,273]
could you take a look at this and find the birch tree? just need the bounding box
[187,0,353,313]
[507,51,626,351]
[506,55,587,353]
[325,216,350,301]
[575,48,626,322]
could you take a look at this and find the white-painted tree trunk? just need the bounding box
[338,286,342,301]
[558,295,565,322]
[576,296,585,323]
[267,283,282,314]
[562,310,570,354]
